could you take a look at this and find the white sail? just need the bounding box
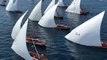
[38,4,58,28]
[11,10,28,40]
[11,19,33,60]
[6,0,18,11]
[65,11,105,47]
[66,0,81,14]
[57,0,65,6]
[29,0,42,21]
[44,0,55,14]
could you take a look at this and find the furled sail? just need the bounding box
[65,11,105,47]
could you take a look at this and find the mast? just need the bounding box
[30,24,40,59]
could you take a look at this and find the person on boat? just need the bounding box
[32,57,38,60]
[29,51,48,60]
[80,8,89,15]
[101,42,107,48]
[56,24,70,30]
[26,37,46,47]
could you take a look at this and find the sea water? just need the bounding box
[0,0,107,60]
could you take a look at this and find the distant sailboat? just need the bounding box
[11,19,48,60]
[6,0,22,13]
[66,0,81,14]
[66,0,89,15]
[65,11,106,48]
[44,0,55,14]
[0,0,3,4]
[44,0,63,19]
[11,10,28,40]
[28,0,42,21]
[38,4,70,30]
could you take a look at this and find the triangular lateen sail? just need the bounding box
[11,10,28,40]
[6,0,18,11]
[44,0,55,14]
[11,19,33,60]
[65,11,105,47]
[57,0,65,6]
[28,0,42,21]
[38,4,58,28]
[66,0,81,14]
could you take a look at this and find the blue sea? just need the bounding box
[0,0,107,60]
